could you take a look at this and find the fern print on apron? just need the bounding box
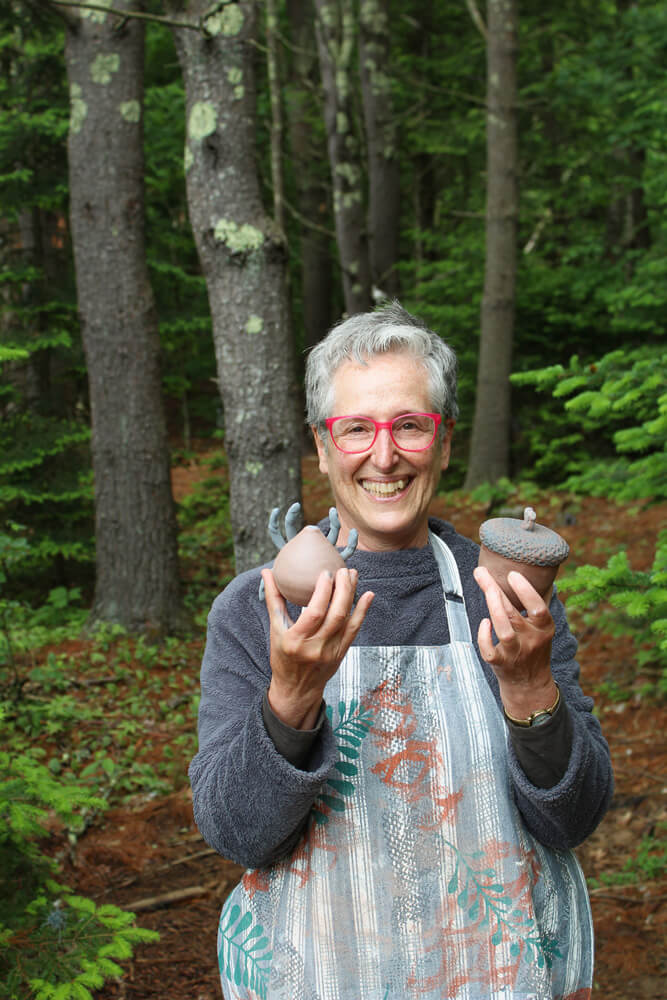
[217,532,593,1000]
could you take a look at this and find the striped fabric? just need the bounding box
[217,533,593,1000]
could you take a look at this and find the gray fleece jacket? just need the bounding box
[189,517,613,870]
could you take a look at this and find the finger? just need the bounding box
[261,569,293,633]
[479,577,520,646]
[316,567,359,635]
[474,565,516,616]
[290,569,338,635]
[507,571,552,622]
[477,616,497,662]
[338,587,375,652]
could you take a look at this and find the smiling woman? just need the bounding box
[312,353,454,551]
[190,302,613,1000]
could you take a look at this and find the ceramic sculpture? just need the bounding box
[267,502,358,606]
[478,506,569,610]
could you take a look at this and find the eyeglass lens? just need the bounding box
[331,414,437,453]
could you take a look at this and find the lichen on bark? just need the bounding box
[214,219,264,253]
[90,52,120,85]
[245,315,263,334]
[188,101,217,140]
[120,100,140,122]
[82,0,112,23]
[69,82,87,133]
[205,5,244,36]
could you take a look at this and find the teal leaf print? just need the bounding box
[313,701,374,826]
[334,760,358,775]
[443,840,560,970]
[219,899,272,999]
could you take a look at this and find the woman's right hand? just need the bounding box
[262,566,374,731]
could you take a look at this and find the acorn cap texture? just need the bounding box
[479,509,569,567]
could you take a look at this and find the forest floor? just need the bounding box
[56,453,664,1000]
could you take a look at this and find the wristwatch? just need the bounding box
[503,684,560,728]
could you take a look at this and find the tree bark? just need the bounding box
[285,0,334,350]
[314,0,372,315]
[464,0,518,489]
[265,0,285,235]
[64,2,183,631]
[358,0,400,297]
[171,0,302,572]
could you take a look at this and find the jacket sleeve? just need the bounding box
[503,593,614,848]
[188,573,338,869]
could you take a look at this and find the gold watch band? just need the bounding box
[502,683,561,728]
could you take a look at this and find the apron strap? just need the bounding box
[428,530,474,645]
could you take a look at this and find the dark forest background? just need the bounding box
[1,1,664,996]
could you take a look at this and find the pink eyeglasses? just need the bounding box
[325,413,442,454]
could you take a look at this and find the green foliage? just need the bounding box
[516,336,666,694]
[559,532,667,688]
[0,415,93,582]
[511,345,666,499]
[589,826,666,889]
[0,730,158,1000]
[176,449,234,611]
[0,10,93,590]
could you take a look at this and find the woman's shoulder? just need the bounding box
[429,516,479,560]
[208,562,268,620]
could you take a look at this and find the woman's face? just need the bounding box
[313,352,454,551]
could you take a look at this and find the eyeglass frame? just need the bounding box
[324,412,443,454]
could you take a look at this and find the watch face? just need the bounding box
[529,711,552,727]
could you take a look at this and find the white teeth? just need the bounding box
[361,479,408,496]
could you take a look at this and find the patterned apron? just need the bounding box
[217,532,593,1000]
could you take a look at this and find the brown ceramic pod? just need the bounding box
[272,526,347,606]
[478,507,569,610]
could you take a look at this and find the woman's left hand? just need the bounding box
[473,565,558,720]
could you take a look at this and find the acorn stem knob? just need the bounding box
[522,507,537,531]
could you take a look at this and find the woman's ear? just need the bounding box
[312,426,329,475]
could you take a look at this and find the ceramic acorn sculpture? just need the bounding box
[262,502,358,606]
[478,506,570,611]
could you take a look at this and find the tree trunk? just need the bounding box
[265,0,285,235]
[171,0,302,572]
[285,0,334,350]
[606,0,651,260]
[464,0,518,490]
[358,0,400,297]
[64,3,183,631]
[314,0,372,315]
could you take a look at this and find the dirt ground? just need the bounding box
[66,455,665,1000]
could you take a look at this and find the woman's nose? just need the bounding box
[371,427,398,467]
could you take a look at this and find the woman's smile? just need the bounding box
[359,476,411,498]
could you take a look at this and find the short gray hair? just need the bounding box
[305,301,458,428]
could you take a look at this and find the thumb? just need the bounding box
[262,569,292,633]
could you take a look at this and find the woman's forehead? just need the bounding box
[331,353,432,409]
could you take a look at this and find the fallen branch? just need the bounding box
[589,887,667,904]
[156,846,217,871]
[125,885,210,911]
